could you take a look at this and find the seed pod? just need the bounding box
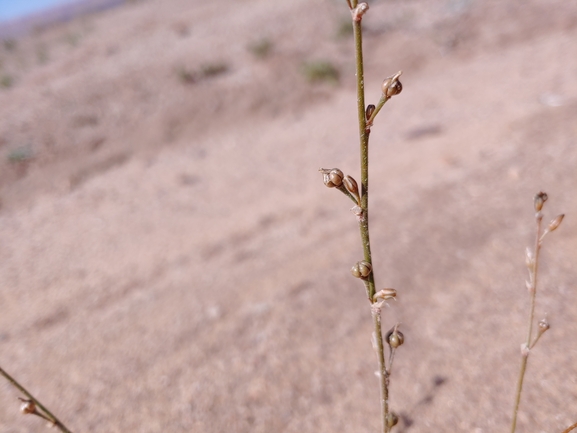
[351,260,372,278]
[534,191,548,212]
[382,71,403,98]
[19,399,36,415]
[386,412,399,428]
[386,326,405,349]
[365,104,375,121]
[547,214,564,233]
[343,175,360,204]
[538,318,550,332]
[319,168,344,188]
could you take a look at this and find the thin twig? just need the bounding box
[352,10,390,433]
[0,365,74,433]
[510,212,542,433]
[562,422,577,433]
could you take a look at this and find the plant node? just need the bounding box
[352,2,369,22]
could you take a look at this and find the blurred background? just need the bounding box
[0,0,576,432]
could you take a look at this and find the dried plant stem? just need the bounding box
[353,14,390,433]
[510,212,542,433]
[562,422,577,433]
[0,365,73,433]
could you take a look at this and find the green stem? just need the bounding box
[353,16,389,433]
[510,213,542,433]
[0,365,73,433]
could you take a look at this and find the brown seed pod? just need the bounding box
[343,175,361,204]
[19,399,36,415]
[382,71,403,98]
[365,104,376,121]
[319,168,344,188]
[351,260,372,278]
[538,318,550,332]
[386,327,405,349]
[547,214,565,232]
[387,412,399,428]
[534,191,548,212]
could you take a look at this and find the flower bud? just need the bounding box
[386,412,399,428]
[525,247,534,270]
[19,399,36,415]
[319,168,344,188]
[534,191,548,212]
[365,104,375,121]
[538,318,550,332]
[386,326,404,349]
[382,71,403,98]
[343,175,360,204]
[547,214,564,233]
[351,260,372,279]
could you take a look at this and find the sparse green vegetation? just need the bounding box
[248,38,273,59]
[3,39,17,52]
[36,45,50,64]
[177,62,230,85]
[65,32,82,47]
[301,60,340,84]
[7,146,34,163]
[200,62,229,78]
[177,66,196,84]
[1,74,14,89]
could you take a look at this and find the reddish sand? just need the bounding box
[0,1,576,432]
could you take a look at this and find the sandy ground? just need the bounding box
[0,0,576,432]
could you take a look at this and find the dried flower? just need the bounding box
[534,191,548,212]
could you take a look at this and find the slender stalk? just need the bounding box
[562,422,577,433]
[353,13,389,433]
[0,365,73,433]
[510,213,543,433]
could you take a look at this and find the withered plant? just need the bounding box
[319,1,404,431]
[318,2,573,433]
[1,2,575,433]
[510,192,566,433]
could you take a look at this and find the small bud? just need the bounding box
[373,288,397,302]
[382,71,403,98]
[547,214,564,233]
[386,325,404,349]
[19,398,36,415]
[534,191,548,212]
[365,104,375,121]
[538,318,550,332]
[351,260,372,279]
[525,247,534,270]
[386,412,399,428]
[343,175,361,204]
[352,2,369,22]
[351,205,363,217]
[319,168,344,188]
[525,280,532,292]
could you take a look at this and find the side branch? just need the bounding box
[0,365,74,433]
